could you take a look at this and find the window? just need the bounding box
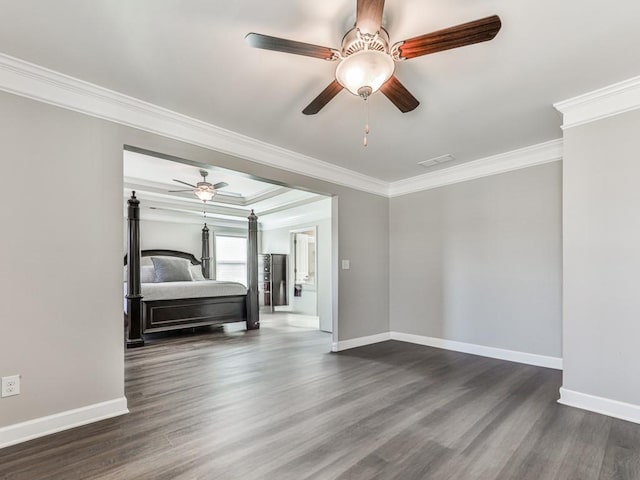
[215,235,247,285]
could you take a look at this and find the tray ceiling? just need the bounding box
[124,150,328,227]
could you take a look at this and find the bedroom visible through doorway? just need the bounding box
[122,146,335,347]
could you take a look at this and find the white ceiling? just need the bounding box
[2,1,640,182]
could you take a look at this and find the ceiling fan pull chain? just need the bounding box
[363,95,370,147]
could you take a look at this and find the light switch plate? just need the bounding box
[341,260,350,270]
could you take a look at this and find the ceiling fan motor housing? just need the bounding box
[196,169,214,189]
[341,26,390,57]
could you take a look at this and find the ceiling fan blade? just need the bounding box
[245,33,337,60]
[394,15,502,60]
[168,189,194,193]
[356,0,386,35]
[212,182,229,190]
[173,179,197,188]
[302,80,344,115]
[380,76,419,113]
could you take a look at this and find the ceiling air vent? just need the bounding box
[418,154,455,168]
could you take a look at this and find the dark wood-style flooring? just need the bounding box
[1,314,640,479]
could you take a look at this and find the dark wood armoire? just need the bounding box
[258,253,288,311]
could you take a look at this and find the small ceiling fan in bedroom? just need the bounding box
[169,169,228,202]
[245,0,501,144]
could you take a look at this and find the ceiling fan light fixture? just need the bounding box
[247,3,501,115]
[335,50,395,96]
[194,188,215,202]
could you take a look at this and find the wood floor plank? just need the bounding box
[554,412,611,479]
[599,419,640,479]
[416,371,549,479]
[1,314,640,480]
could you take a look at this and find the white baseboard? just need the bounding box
[332,332,391,352]
[390,332,563,370]
[558,388,640,424]
[0,397,128,449]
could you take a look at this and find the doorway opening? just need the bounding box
[123,146,335,347]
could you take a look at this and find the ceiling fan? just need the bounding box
[245,0,501,115]
[169,169,228,202]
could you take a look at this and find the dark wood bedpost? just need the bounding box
[126,191,144,348]
[201,223,211,279]
[246,209,260,329]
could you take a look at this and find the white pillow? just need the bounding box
[140,265,156,283]
[190,264,206,281]
[124,265,156,283]
[151,257,192,282]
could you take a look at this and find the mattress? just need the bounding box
[124,280,247,311]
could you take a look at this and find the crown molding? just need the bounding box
[123,177,247,206]
[140,211,249,231]
[554,75,640,129]
[244,187,292,206]
[258,196,326,217]
[388,139,563,197]
[0,52,566,199]
[260,214,331,232]
[128,202,250,229]
[260,199,332,231]
[0,52,389,197]
[128,195,251,219]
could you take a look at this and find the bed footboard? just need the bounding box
[142,295,247,333]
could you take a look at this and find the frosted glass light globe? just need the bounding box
[195,188,215,201]
[335,50,395,96]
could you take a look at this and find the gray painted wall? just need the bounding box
[0,92,125,428]
[138,219,204,257]
[390,162,563,357]
[0,91,389,429]
[562,109,640,405]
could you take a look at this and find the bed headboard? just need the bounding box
[124,249,201,266]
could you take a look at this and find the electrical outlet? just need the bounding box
[1,375,20,398]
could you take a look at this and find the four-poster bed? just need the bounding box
[124,191,259,348]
